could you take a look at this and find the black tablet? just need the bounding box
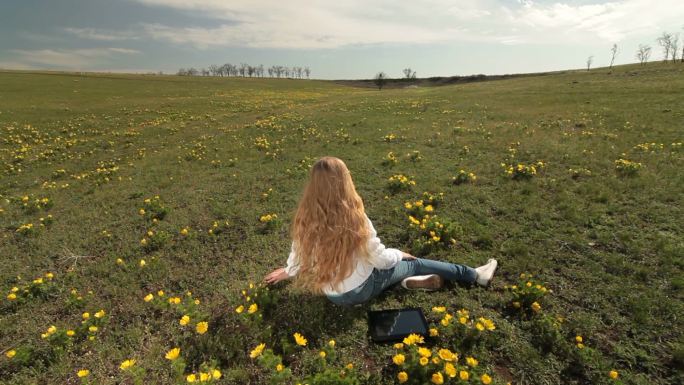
[368,308,428,342]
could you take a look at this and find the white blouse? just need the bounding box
[283,215,403,295]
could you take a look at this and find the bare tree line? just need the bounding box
[585,28,683,70]
[177,63,311,79]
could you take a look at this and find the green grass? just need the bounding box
[0,63,683,385]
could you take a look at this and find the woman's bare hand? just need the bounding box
[264,267,289,285]
[402,252,417,260]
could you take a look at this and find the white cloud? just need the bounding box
[10,48,140,68]
[133,0,684,49]
[64,27,140,41]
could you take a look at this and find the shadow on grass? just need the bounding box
[268,289,369,339]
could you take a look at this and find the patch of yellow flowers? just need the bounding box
[392,333,493,384]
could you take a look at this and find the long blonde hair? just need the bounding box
[291,157,370,293]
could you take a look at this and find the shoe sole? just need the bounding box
[403,274,444,290]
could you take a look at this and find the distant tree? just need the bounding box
[304,67,311,79]
[177,68,187,76]
[201,68,209,76]
[586,55,593,71]
[208,64,219,76]
[374,72,388,90]
[258,64,264,77]
[657,32,673,62]
[636,44,652,65]
[609,44,618,70]
[671,34,680,62]
[403,68,416,79]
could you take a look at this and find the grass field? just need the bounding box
[1,63,683,385]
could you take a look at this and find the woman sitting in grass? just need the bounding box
[264,156,497,306]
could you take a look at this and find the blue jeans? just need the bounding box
[326,258,477,306]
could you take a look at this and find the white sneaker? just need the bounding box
[475,259,498,287]
[401,274,444,291]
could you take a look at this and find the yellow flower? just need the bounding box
[419,357,429,366]
[346,363,354,370]
[88,326,98,333]
[444,363,457,377]
[397,371,408,383]
[180,228,189,236]
[531,302,541,312]
[199,372,210,381]
[440,313,453,327]
[394,343,404,349]
[140,238,147,246]
[95,310,105,318]
[6,350,16,358]
[139,259,146,267]
[328,339,336,347]
[429,328,439,337]
[459,370,470,381]
[481,373,492,384]
[144,293,154,302]
[481,318,496,331]
[212,369,221,379]
[186,374,196,383]
[179,315,190,326]
[157,290,165,296]
[466,357,478,367]
[403,333,424,345]
[77,369,90,378]
[432,357,441,364]
[67,330,75,337]
[438,349,457,362]
[250,343,266,359]
[276,364,284,372]
[475,322,485,331]
[392,354,405,365]
[575,335,583,343]
[116,258,124,265]
[431,372,444,384]
[577,343,585,349]
[196,321,208,334]
[248,303,258,314]
[169,297,181,304]
[165,347,180,360]
[319,351,326,358]
[235,305,244,314]
[82,312,90,319]
[609,370,619,380]
[139,208,145,215]
[293,332,307,346]
[418,347,432,358]
[120,359,136,371]
[6,293,16,300]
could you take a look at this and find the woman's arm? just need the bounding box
[264,242,298,285]
[264,267,289,284]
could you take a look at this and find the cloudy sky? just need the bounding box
[1,0,682,79]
